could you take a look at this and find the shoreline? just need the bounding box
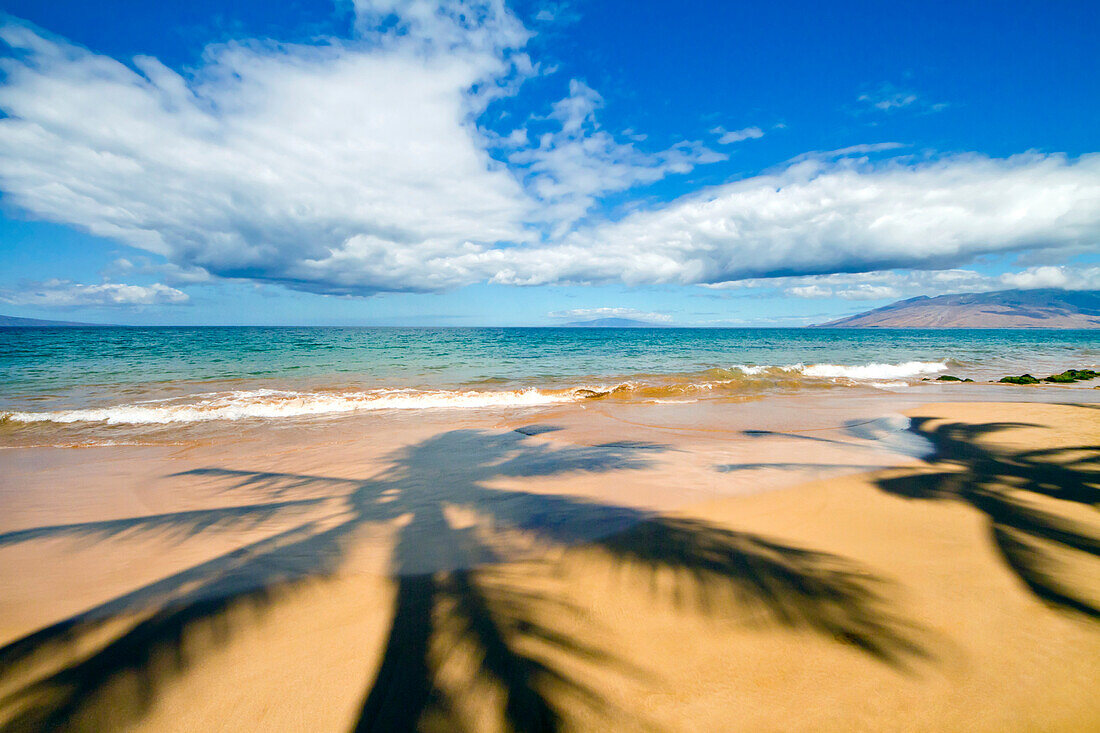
[1,397,1098,730]
[3,373,1098,451]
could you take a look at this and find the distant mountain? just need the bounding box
[815,289,1100,328]
[561,317,666,328]
[0,314,114,327]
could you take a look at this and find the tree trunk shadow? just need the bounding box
[2,427,934,732]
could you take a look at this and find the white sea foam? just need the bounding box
[0,360,957,425]
[1,388,576,425]
[731,360,948,381]
[798,361,948,380]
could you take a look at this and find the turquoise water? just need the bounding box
[1,327,1098,423]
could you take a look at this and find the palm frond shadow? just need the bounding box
[0,498,329,548]
[873,417,1100,620]
[1,427,927,732]
[594,518,927,665]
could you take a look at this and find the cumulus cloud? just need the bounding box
[997,265,1100,290]
[712,265,1100,301]
[503,79,724,235]
[109,257,212,284]
[531,3,579,25]
[350,0,529,58]
[0,5,721,295]
[0,10,537,296]
[857,83,947,113]
[0,4,1098,299]
[735,270,988,300]
[527,152,1100,286]
[859,86,917,111]
[0,279,189,306]
[548,307,673,323]
[788,283,899,300]
[710,125,764,145]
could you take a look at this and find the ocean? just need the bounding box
[2,327,1097,432]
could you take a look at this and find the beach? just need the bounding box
[2,0,1098,727]
[2,387,1098,731]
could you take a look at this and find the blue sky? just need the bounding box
[0,0,1097,325]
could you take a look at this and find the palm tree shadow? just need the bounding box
[594,518,927,665]
[1,427,928,732]
[873,417,1100,620]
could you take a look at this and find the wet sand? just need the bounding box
[0,398,1098,731]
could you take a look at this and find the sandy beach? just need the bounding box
[1,398,1098,731]
[2,0,1098,728]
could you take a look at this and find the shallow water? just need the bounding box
[1,327,1097,443]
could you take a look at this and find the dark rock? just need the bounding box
[1042,368,1100,383]
[999,374,1040,385]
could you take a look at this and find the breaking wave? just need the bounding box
[0,360,954,425]
[1,388,577,425]
[731,360,948,380]
[797,361,948,380]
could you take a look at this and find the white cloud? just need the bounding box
[785,142,907,164]
[0,6,721,295]
[532,3,578,24]
[788,283,899,300]
[504,79,724,235]
[109,257,212,284]
[0,6,1097,300]
[548,307,673,323]
[0,14,534,295]
[860,90,916,111]
[835,284,899,300]
[710,125,764,145]
[0,280,189,306]
[350,0,529,58]
[997,265,1100,290]
[520,152,1100,287]
[709,265,1100,301]
[787,284,833,299]
[857,83,945,113]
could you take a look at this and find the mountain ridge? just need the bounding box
[560,317,667,328]
[815,289,1100,328]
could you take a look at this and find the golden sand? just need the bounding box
[0,401,1097,731]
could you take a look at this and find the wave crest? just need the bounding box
[1,388,575,425]
[798,361,948,380]
[730,360,947,380]
[0,360,955,425]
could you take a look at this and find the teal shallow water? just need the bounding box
[0,327,1097,423]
